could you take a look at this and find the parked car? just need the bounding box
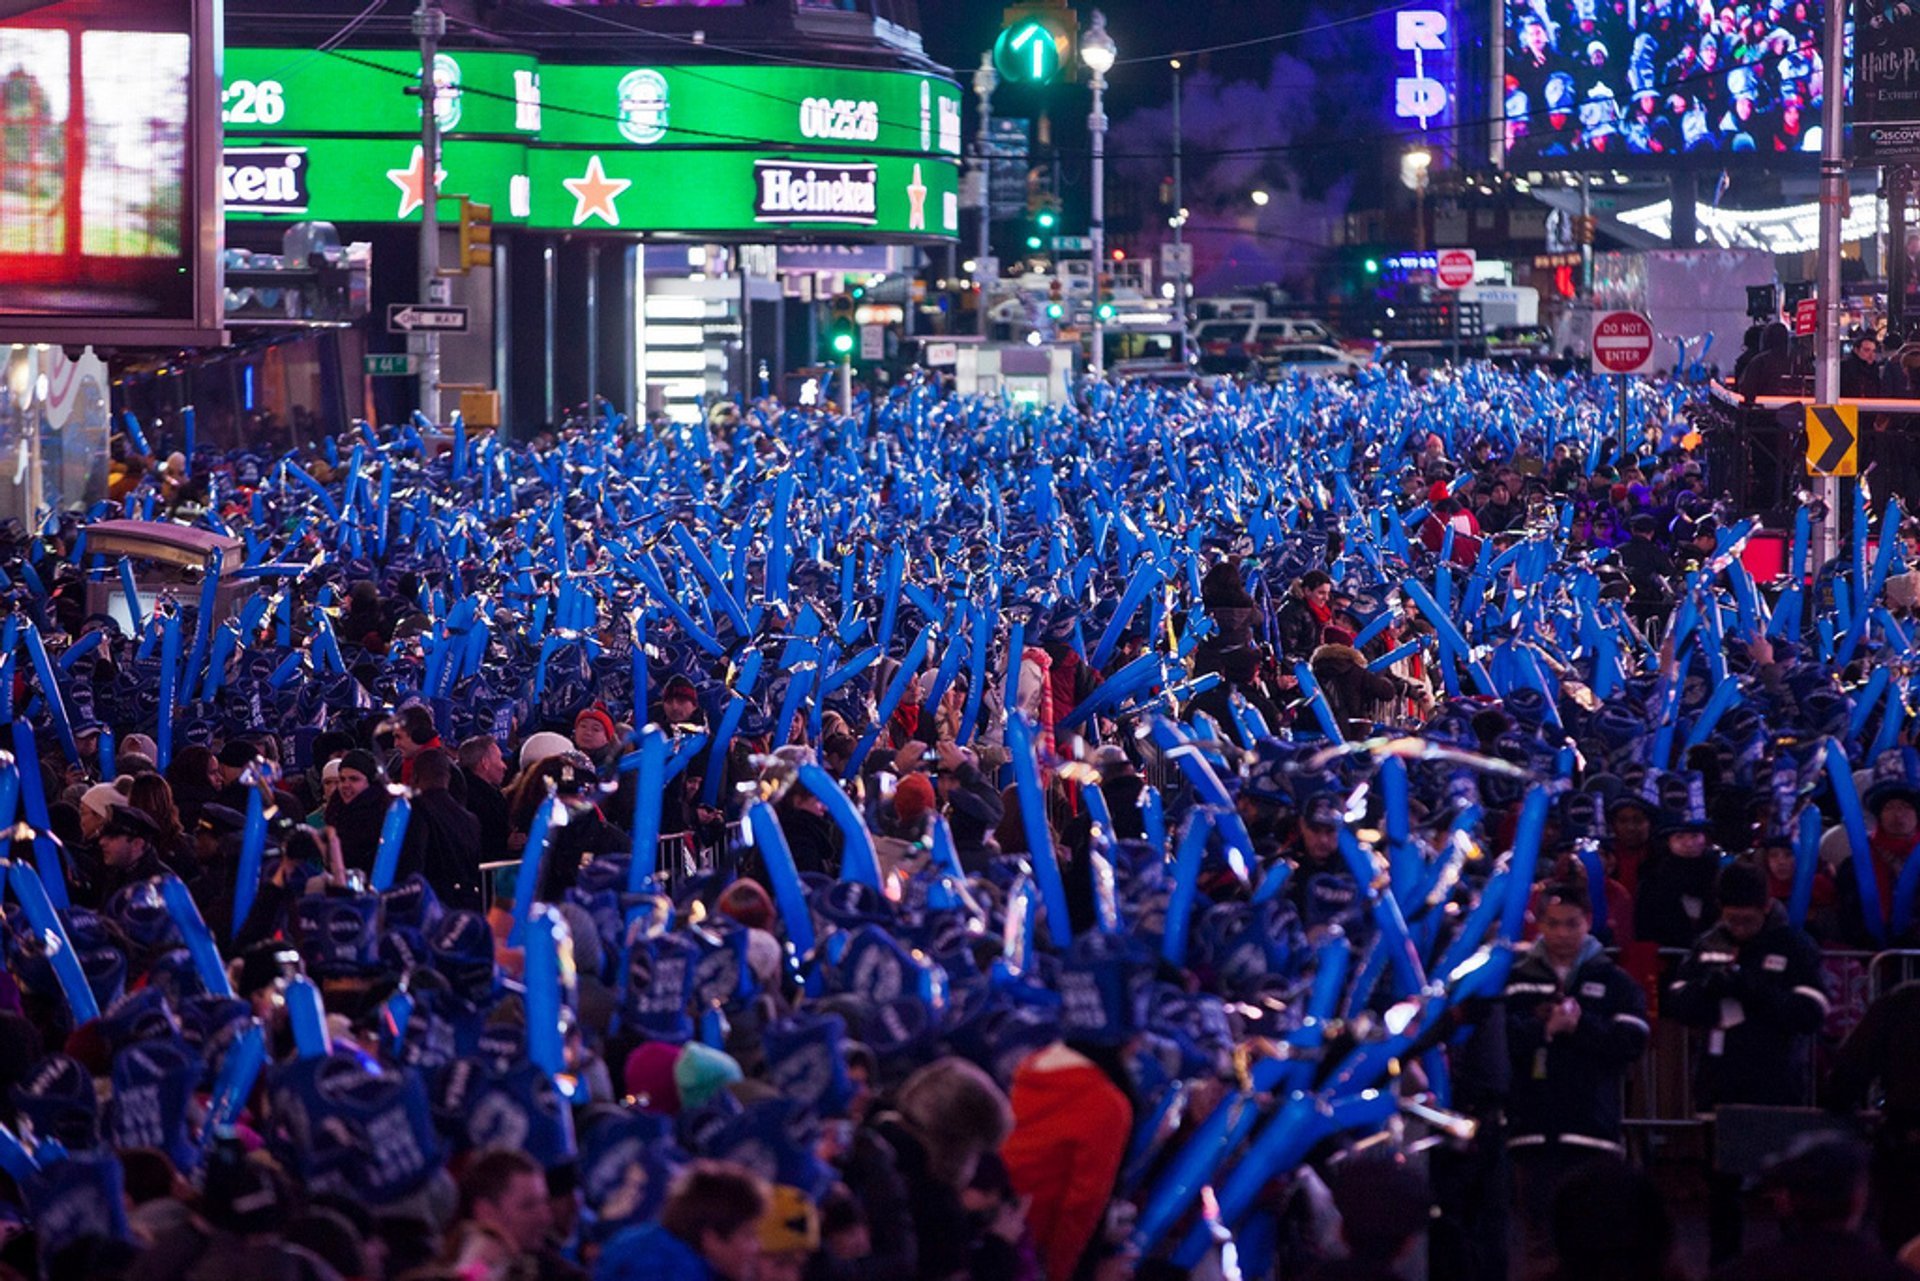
[1195,316,1340,375]
[1263,343,1364,379]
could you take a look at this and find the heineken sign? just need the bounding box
[223,147,310,215]
[753,161,878,226]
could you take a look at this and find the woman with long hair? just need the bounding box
[126,773,190,871]
[164,745,220,831]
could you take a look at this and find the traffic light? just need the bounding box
[1026,233,1044,250]
[995,2,1078,84]
[1047,301,1064,320]
[1096,300,1116,322]
[456,196,493,272]
[1364,257,1380,274]
[1036,207,1057,230]
[827,293,857,359]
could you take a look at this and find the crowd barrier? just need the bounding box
[476,830,709,915]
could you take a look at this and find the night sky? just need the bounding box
[915,1,1401,292]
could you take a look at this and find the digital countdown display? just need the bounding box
[1503,0,1846,163]
[0,0,223,344]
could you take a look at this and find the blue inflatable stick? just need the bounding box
[1826,739,1884,946]
[522,905,571,1084]
[796,764,882,890]
[1007,712,1074,943]
[9,861,96,1021]
[626,727,669,893]
[160,875,236,998]
[284,976,331,1059]
[369,790,414,892]
[509,796,568,946]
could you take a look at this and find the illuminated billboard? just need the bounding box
[0,0,223,344]
[1503,0,1844,162]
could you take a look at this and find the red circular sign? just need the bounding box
[1592,310,1655,374]
[1435,249,1476,290]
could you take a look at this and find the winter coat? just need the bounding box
[1308,644,1401,740]
[593,1223,713,1281]
[324,786,391,877]
[1503,937,1650,1152]
[1665,904,1830,1109]
[405,786,485,910]
[1633,848,1722,948]
[1274,596,1324,663]
[1001,1046,1133,1281]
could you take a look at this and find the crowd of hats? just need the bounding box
[0,360,1909,1277]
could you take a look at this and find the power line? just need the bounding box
[1114,3,1408,67]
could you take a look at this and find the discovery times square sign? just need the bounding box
[219,49,963,240]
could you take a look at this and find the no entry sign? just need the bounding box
[1591,310,1654,375]
[1435,249,1476,290]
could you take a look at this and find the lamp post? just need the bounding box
[1082,11,1116,379]
[1170,56,1187,325]
[1401,146,1432,253]
[972,53,997,338]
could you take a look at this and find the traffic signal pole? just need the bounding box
[1087,63,1107,378]
[1813,0,1845,565]
[413,0,445,423]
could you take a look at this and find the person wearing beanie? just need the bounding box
[518,731,575,774]
[716,879,777,933]
[324,749,391,877]
[573,706,622,773]
[756,1184,820,1281]
[1667,860,1830,1263]
[675,1043,744,1112]
[77,781,129,842]
[625,1042,685,1115]
[888,771,937,837]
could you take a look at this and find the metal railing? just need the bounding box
[476,831,710,914]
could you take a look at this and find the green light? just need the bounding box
[830,331,855,356]
[1047,302,1064,319]
[1037,209,1057,229]
[993,19,1062,84]
[1026,234,1043,249]
[1096,301,1115,321]
[1364,257,1380,274]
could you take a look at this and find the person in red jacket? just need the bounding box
[1001,936,1138,1281]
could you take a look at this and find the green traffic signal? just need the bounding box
[994,18,1062,84]
[1364,258,1380,274]
[1036,209,1057,229]
[828,317,856,357]
[1026,234,1043,250]
[1096,301,1116,321]
[830,330,855,356]
[1047,302,1064,319]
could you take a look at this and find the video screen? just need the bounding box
[0,0,195,318]
[1503,0,1842,161]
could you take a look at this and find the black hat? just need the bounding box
[101,805,160,842]
[202,1140,290,1235]
[196,804,246,837]
[661,674,698,700]
[217,740,260,770]
[236,941,301,998]
[1863,778,1920,818]
[337,749,383,784]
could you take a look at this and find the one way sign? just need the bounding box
[1805,403,1858,476]
[386,303,469,334]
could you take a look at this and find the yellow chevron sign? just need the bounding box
[1805,403,1858,477]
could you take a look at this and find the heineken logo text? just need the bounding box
[753,161,878,226]
[223,147,310,214]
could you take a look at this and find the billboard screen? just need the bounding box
[0,0,222,343]
[1854,2,1920,159]
[1503,0,1841,162]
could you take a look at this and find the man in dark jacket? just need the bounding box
[1666,862,1830,1264]
[1504,880,1650,1267]
[1710,1135,1911,1281]
[1634,810,1723,948]
[1309,640,1406,739]
[932,741,1004,871]
[1842,332,1884,399]
[1737,321,1794,401]
[457,734,514,865]
[403,747,483,909]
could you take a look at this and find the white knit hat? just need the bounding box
[518,731,575,770]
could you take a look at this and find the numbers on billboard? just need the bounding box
[223,78,286,125]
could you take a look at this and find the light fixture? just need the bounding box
[1081,9,1117,77]
[1251,190,1270,207]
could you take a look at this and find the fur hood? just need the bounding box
[1310,643,1368,670]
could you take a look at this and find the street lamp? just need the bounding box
[972,52,998,337]
[1401,147,1432,253]
[1082,10,1116,378]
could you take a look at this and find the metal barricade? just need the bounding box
[1868,949,1920,1003]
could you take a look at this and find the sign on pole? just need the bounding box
[1160,242,1193,277]
[387,303,469,334]
[1590,310,1655,375]
[1050,234,1092,253]
[1434,248,1476,290]
[1794,296,1818,337]
[1805,403,1859,476]
[364,354,419,377]
[859,323,885,361]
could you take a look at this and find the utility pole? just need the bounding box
[1171,57,1187,323]
[973,53,997,339]
[412,0,446,422]
[1814,0,1845,564]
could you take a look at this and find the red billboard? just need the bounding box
[0,0,224,345]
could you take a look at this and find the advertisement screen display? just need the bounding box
[0,0,209,326]
[1503,0,1843,162]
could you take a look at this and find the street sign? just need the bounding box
[1160,242,1193,277]
[1590,310,1655,375]
[363,354,419,377]
[387,303,469,334]
[1051,234,1092,252]
[922,341,958,367]
[1806,403,1859,476]
[1794,297,1818,337]
[859,323,885,361]
[1435,248,1476,290]
[427,276,452,306]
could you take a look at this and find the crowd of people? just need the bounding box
[1504,0,1831,158]
[1,363,1919,1281]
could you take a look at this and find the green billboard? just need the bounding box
[535,63,962,157]
[222,48,961,240]
[223,47,540,139]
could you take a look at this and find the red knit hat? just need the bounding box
[1427,481,1451,504]
[623,1041,684,1114]
[893,772,936,825]
[575,706,617,741]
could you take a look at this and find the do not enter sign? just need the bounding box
[1435,249,1476,290]
[1591,310,1655,375]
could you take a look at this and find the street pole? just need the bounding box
[412,0,445,423]
[839,354,852,417]
[1089,67,1107,379]
[973,53,997,339]
[1171,57,1187,323]
[1814,0,1845,565]
[1889,165,1910,334]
